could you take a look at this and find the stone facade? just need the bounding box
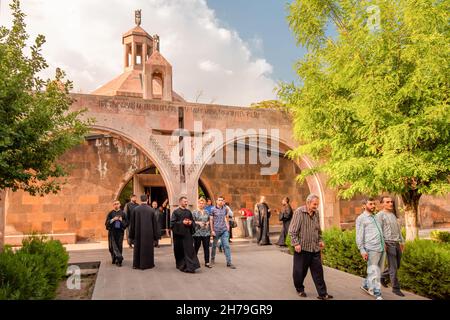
[6,136,151,241]
[3,15,449,244]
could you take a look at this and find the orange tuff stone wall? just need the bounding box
[200,150,310,226]
[6,136,151,241]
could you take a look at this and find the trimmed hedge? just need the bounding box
[398,239,450,300]
[286,228,450,299]
[0,235,69,300]
[430,230,450,243]
[321,228,367,277]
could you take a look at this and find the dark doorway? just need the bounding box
[144,186,168,207]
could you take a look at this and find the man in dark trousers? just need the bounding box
[288,194,333,300]
[105,200,128,267]
[124,194,139,248]
[129,195,159,270]
[378,196,405,297]
[170,196,200,273]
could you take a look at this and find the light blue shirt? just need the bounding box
[356,211,385,254]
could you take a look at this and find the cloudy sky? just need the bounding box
[0,0,303,106]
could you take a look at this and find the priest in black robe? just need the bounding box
[105,200,128,267]
[129,195,159,270]
[255,196,272,245]
[277,197,293,246]
[170,196,200,273]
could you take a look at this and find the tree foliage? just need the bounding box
[280,0,449,240]
[0,0,91,196]
[281,1,449,199]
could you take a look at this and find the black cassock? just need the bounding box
[129,204,159,269]
[255,202,271,245]
[277,204,293,246]
[170,208,200,272]
[105,209,128,264]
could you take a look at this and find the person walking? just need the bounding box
[277,197,293,246]
[288,194,333,300]
[356,198,386,300]
[105,200,128,267]
[378,196,405,297]
[210,196,236,269]
[193,197,212,268]
[170,196,201,273]
[129,195,159,270]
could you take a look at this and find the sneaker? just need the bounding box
[227,263,236,269]
[375,295,383,300]
[297,291,307,298]
[392,290,405,297]
[360,286,372,296]
[205,263,212,268]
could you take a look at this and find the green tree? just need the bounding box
[0,1,91,249]
[280,0,449,240]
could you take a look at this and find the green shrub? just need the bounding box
[398,239,450,300]
[321,228,367,277]
[430,230,450,243]
[20,235,69,297]
[0,235,69,300]
[285,227,366,277]
[285,233,295,255]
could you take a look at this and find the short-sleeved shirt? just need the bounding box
[210,206,228,233]
[241,208,253,217]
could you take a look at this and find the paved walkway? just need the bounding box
[68,242,427,300]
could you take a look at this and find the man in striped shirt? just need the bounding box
[288,194,333,300]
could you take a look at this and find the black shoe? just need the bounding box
[392,290,405,297]
[380,277,388,288]
[317,294,333,300]
[116,261,122,267]
[297,291,307,298]
[227,263,236,269]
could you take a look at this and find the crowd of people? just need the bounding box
[104,192,404,300]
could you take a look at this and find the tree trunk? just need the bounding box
[401,191,421,241]
[0,189,6,253]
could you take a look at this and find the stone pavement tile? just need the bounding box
[67,245,427,300]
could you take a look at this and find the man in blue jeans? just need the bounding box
[210,196,236,269]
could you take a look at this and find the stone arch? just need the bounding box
[191,133,330,229]
[90,125,175,205]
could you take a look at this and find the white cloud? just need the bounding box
[0,0,276,106]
